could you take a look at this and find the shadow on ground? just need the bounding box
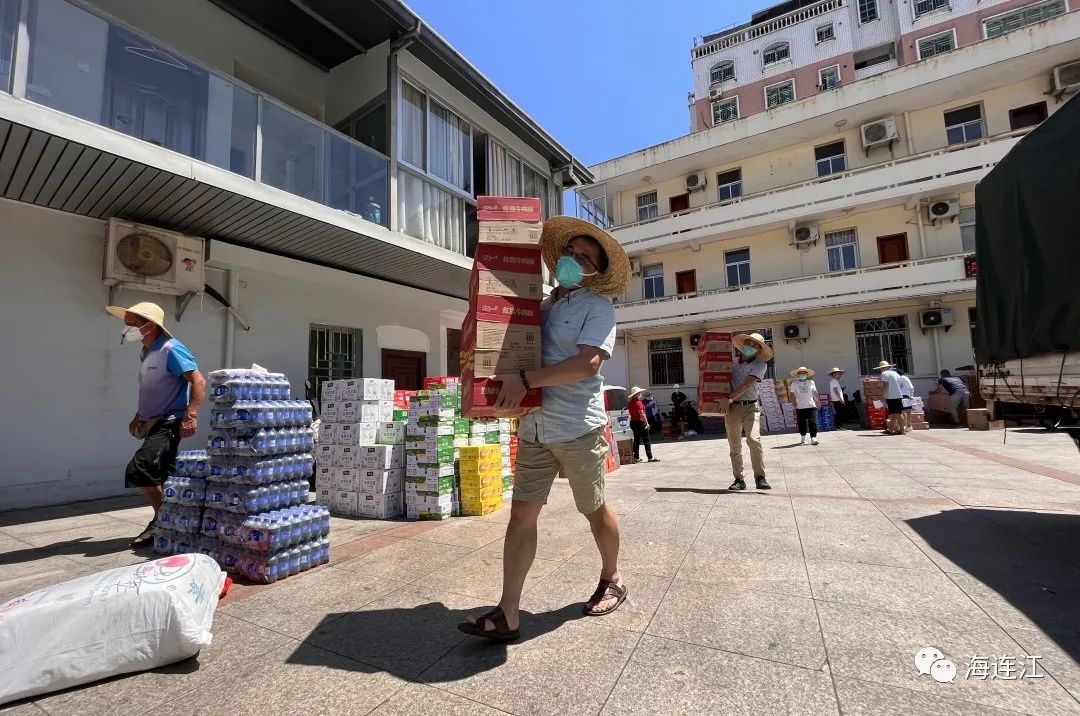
[289,603,584,681]
[905,509,1080,658]
[0,538,149,566]
[653,487,778,496]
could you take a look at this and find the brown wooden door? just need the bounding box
[382,349,426,390]
[877,233,909,264]
[446,328,461,377]
[669,193,690,213]
[675,270,697,295]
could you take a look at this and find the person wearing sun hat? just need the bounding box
[788,367,820,445]
[828,367,846,424]
[873,360,905,435]
[725,332,774,491]
[627,386,659,464]
[105,301,205,547]
[460,216,632,642]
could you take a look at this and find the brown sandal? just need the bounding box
[457,606,520,642]
[583,579,628,616]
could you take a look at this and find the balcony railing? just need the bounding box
[609,128,1029,248]
[692,0,845,59]
[616,253,975,329]
[6,0,388,225]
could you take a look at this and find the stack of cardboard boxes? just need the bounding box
[696,332,733,416]
[315,378,403,519]
[461,196,544,418]
[860,377,889,430]
[405,389,460,520]
[458,444,502,516]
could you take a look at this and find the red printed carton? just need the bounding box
[461,369,541,418]
[476,196,543,223]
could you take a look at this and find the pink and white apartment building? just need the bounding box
[689,0,1077,131]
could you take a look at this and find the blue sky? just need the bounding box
[406,0,762,167]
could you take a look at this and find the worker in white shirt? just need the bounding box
[897,369,916,433]
[789,367,820,445]
[828,367,845,425]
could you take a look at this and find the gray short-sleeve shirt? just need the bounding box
[518,289,616,444]
[730,359,768,401]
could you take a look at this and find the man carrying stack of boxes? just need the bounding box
[457,207,633,642]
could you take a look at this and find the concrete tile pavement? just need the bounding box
[0,427,1079,715]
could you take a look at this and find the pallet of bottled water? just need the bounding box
[209,368,291,404]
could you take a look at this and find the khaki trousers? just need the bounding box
[725,402,765,479]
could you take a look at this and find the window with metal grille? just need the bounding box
[914,0,949,18]
[765,79,796,108]
[642,264,665,299]
[710,60,735,84]
[959,206,976,253]
[636,191,658,221]
[818,65,841,90]
[717,168,742,202]
[726,248,751,287]
[944,105,983,145]
[712,97,739,125]
[816,24,835,42]
[815,141,846,177]
[858,0,879,23]
[648,338,684,385]
[854,316,911,375]
[825,229,860,271]
[984,0,1066,38]
[308,324,362,401]
[917,30,956,59]
[762,42,790,66]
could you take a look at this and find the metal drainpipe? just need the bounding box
[915,199,928,259]
[903,110,915,155]
[224,269,238,368]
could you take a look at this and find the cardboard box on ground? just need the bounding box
[461,197,545,418]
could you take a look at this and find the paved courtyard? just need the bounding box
[2,427,1080,715]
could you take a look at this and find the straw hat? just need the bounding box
[628,386,647,398]
[790,366,816,378]
[732,332,774,362]
[872,360,895,371]
[105,301,171,337]
[829,367,845,375]
[540,216,631,297]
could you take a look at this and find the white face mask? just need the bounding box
[122,325,144,344]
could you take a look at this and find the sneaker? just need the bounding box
[799,437,806,445]
[648,458,660,463]
[131,519,156,547]
[755,476,772,490]
[728,478,747,491]
[811,438,819,446]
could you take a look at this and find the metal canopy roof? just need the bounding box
[208,0,593,185]
[0,115,472,299]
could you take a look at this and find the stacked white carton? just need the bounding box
[316,378,404,519]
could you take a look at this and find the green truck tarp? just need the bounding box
[973,93,1080,364]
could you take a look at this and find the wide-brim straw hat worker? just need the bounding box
[790,366,815,378]
[873,360,896,371]
[105,301,172,337]
[732,332,773,362]
[540,216,631,298]
[628,386,647,399]
[829,367,845,376]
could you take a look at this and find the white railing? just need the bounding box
[854,58,899,80]
[692,0,845,59]
[610,128,1029,246]
[616,253,974,328]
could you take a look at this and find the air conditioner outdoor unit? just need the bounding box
[860,117,899,150]
[708,86,724,100]
[791,223,819,246]
[1052,60,1080,95]
[689,333,702,349]
[783,322,809,341]
[927,197,960,222]
[102,219,205,296]
[630,258,642,276]
[919,308,954,331]
[685,171,707,193]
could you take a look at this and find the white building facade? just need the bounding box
[577,0,1080,412]
[0,0,590,509]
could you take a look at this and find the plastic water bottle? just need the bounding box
[319,536,331,564]
[298,542,311,572]
[153,530,174,555]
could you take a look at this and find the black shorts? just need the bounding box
[901,396,913,412]
[125,418,182,488]
[886,398,905,416]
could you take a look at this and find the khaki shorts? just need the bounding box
[513,426,608,514]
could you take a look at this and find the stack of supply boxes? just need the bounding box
[316,378,402,519]
[156,368,330,585]
[461,196,544,418]
[405,389,459,520]
[759,379,790,434]
[696,332,733,416]
[816,391,835,432]
[860,376,889,430]
[458,444,502,516]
